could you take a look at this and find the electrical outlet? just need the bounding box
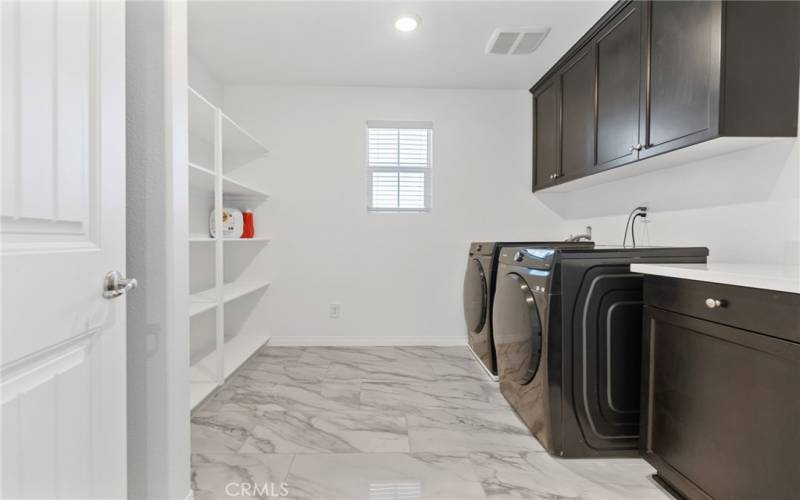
[329,303,341,319]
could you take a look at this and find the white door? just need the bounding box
[1,1,128,498]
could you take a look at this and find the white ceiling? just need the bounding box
[188,1,613,90]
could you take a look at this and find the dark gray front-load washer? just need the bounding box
[492,245,708,457]
[463,241,594,376]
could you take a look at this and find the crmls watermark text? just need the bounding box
[225,482,290,497]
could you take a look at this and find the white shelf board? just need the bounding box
[189,297,216,317]
[189,162,215,192]
[188,87,216,146]
[220,280,271,303]
[188,162,269,201]
[187,86,268,171]
[189,234,214,243]
[190,235,271,244]
[221,333,270,378]
[189,280,271,316]
[222,113,269,172]
[190,381,218,410]
[225,236,271,244]
[222,175,269,199]
[190,332,270,409]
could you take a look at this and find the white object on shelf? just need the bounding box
[209,207,244,238]
[630,263,800,294]
[190,332,270,409]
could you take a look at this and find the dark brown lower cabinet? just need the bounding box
[641,277,800,500]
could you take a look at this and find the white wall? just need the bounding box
[188,52,223,106]
[223,85,562,345]
[544,135,800,265]
[127,2,190,499]
[221,83,800,346]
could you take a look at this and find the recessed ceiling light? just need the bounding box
[395,14,420,32]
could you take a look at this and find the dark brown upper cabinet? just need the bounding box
[532,77,561,189]
[559,47,595,180]
[639,1,721,159]
[530,0,800,193]
[594,2,644,171]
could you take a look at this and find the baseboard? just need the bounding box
[269,336,466,347]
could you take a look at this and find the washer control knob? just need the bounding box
[513,251,524,263]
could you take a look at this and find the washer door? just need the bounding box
[493,272,543,385]
[463,258,488,333]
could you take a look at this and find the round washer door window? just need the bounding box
[492,272,543,385]
[463,259,488,333]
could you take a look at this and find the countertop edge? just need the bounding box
[630,263,800,295]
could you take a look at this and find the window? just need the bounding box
[367,121,432,212]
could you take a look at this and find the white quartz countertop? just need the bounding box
[630,263,800,294]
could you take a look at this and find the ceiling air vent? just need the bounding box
[486,27,550,55]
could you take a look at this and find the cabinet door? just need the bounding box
[639,1,721,159]
[532,78,560,190]
[594,2,643,170]
[641,307,800,500]
[560,47,595,180]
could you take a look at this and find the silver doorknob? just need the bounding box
[630,144,643,152]
[103,270,138,299]
[704,298,724,309]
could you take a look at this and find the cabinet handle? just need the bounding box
[705,298,725,309]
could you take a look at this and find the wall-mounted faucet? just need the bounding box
[565,226,592,242]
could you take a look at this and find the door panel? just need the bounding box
[560,48,595,179]
[641,1,720,158]
[532,78,560,189]
[492,273,543,385]
[595,3,643,170]
[573,267,642,452]
[1,1,127,498]
[642,308,800,500]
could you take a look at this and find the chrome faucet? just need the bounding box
[565,226,592,242]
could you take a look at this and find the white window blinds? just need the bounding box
[367,121,432,212]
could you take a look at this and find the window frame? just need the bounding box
[366,120,433,213]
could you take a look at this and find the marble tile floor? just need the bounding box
[191,345,671,500]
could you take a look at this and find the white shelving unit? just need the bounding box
[188,86,272,409]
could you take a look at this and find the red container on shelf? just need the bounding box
[241,209,255,238]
